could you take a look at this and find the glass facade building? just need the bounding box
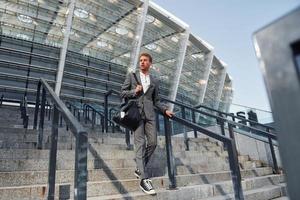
[0,0,233,112]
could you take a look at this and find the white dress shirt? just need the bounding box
[140,72,150,93]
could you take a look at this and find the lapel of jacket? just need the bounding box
[143,73,155,96]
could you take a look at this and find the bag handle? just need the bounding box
[132,72,140,85]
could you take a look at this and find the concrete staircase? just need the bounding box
[0,104,288,199]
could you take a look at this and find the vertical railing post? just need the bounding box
[191,110,197,138]
[48,105,51,121]
[112,122,115,133]
[77,110,80,122]
[0,94,3,107]
[24,96,28,128]
[59,113,63,127]
[74,131,88,200]
[267,128,279,174]
[92,111,95,129]
[156,113,160,132]
[33,81,41,129]
[219,113,226,136]
[84,106,88,124]
[37,87,46,149]
[125,129,131,150]
[47,105,59,200]
[164,115,177,189]
[181,106,189,151]
[104,92,109,134]
[228,123,244,200]
[101,115,104,133]
[45,101,48,117]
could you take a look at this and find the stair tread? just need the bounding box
[86,180,286,200]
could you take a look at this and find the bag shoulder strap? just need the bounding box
[132,72,140,85]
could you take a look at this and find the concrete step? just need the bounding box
[0,174,285,199]
[86,174,284,198]
[0,146,225,160]
[0,158,136,172]
[0,155,229,173]
[240,160,264,170]
[201,183,286,200]
[87,184,286,200]
[0,167,273,187]
[0,127,37,135]
[271,197,289,200]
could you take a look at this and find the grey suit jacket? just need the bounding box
[121,71,166,120]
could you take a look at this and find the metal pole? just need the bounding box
[196,50,214,106]
[104,93,108,133]
[37,88,46,149]
[192,110,197,138]
[48,105,51,121]
[168,29,190,112]
[156,113,160,132]
[77,110,80,122]
[84,106,88,124]
[128,0,149,72]
[181,106,189,151]
[0,94,3,107]
[267,135,279,174]
[125,129,131,150]
[24,97,28,129]
[33,81,41,129]
[74,131,88,200]
[92,111,95,129]
[101,116,104,133]
[164,116,177,189]
[60,114,63,127]
[47,105,59,200]
[54,0,76,95]
[228,124,244,200]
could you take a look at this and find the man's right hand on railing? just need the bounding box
[165,110,174,118]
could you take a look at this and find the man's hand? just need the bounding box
[135,85,143,95]
[165,110,174,118]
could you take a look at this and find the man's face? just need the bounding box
[139,56,151,71]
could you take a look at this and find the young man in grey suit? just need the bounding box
[121,53,173,195]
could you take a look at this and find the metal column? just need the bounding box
[54,0,76,95]
[215,64,227,109]
[168,29,190,111]
[196,50,214,105]
[128,0,149,72]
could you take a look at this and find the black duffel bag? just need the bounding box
[112,99,141,131]
[113,73,142,131]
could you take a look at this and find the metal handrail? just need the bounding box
[20,96,29,128]
[104,89,121,133]
[0,94,3,106]
[83,103,117,133]
[162,97,277,140]
[65,101,83,122]
[161,97,279,174]
[33,78,88,200]
[194,103,275,131]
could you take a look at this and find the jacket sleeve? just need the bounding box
[121,73,136,99]
[153,79,167,114]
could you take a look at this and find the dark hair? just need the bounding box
[139,52,152,63]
